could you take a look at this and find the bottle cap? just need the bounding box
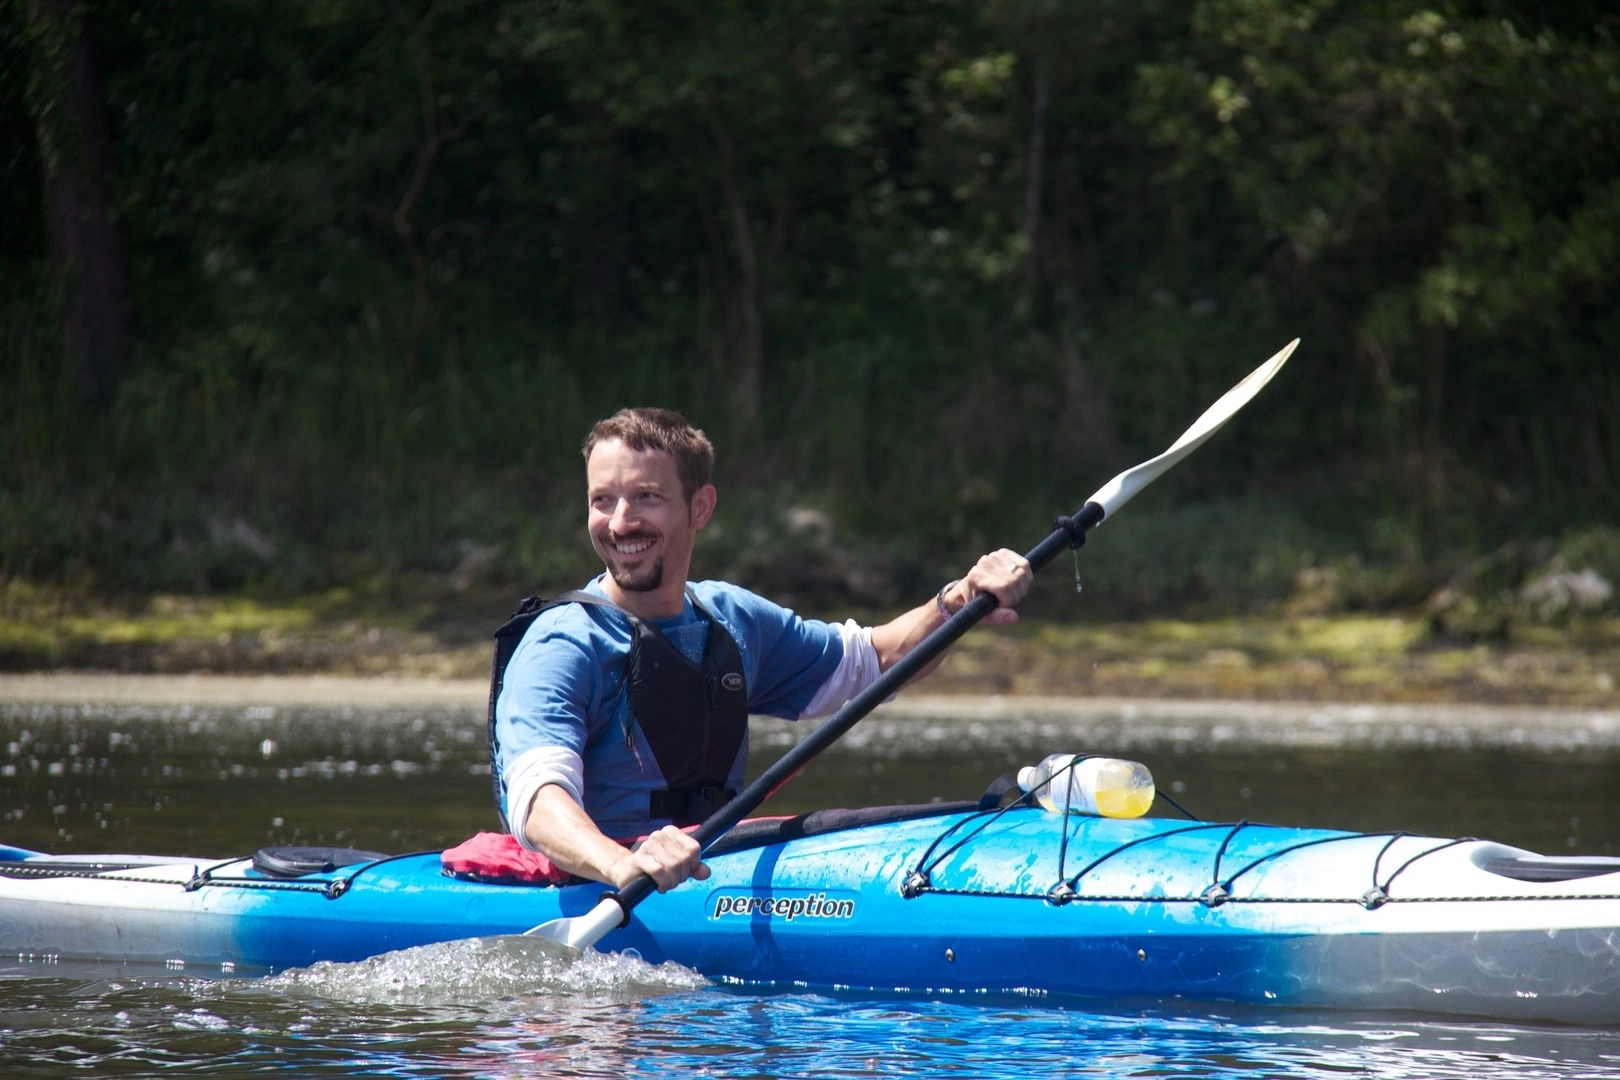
[1016,765,1037,791]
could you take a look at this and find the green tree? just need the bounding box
[2,0,1615,600]
[19,0,133,409]
[1133,0,1620,524]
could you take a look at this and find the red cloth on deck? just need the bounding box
[440,832,578,885]
[439,826,702,885]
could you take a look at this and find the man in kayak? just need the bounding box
[492,407,1032,892]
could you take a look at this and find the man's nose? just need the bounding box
[607,498,637,531]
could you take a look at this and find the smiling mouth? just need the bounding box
[610,535,656,556]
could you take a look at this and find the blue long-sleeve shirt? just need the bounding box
[494,577,847,838]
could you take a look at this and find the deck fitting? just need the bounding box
[900,870,930,898]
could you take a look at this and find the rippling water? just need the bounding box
[3,695,1620,1076]
[7,944,1620,1078]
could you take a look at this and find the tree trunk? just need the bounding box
[391,46,470,392]
[1024,53,1049,298]
[25,0,133,409]
[1049,329,1116,466]
[703,103,764,444]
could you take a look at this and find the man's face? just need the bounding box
[585,439,712,597]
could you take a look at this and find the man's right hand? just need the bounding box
[611,824,711,892]
[525,785,710,891]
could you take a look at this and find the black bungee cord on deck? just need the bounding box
[898,788,1620,910]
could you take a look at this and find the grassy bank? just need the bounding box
[6,499,1619,709]
[4,576,1616,709]
[931,614,1620,709]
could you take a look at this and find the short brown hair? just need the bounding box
[583,407,715,502]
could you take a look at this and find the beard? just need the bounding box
[606,553,665,593]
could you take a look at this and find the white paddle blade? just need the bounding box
[1085,338,1299,518]
[524,896,624,951]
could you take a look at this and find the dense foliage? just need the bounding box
[2,0,1616,616]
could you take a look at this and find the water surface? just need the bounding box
[5,697,1616,856]
[3,694,1619,1076]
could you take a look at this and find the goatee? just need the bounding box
[610,557,665,593]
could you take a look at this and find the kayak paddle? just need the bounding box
[524,337,1300,949]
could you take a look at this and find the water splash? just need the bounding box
[250,935,706,1008]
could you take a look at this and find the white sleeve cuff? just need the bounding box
[504,745,585,851]
[799,619,885,719]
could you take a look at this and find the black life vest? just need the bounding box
[487,589,750,830]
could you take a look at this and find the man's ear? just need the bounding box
[689,484,718,530]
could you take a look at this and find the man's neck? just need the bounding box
[599,575,688,622]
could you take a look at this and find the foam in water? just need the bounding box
[253,935,706,1007]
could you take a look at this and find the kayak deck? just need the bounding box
[4,803,1620,1022]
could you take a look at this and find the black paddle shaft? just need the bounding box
[607,499,1107,918]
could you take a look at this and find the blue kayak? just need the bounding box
[4,798,1620,1023]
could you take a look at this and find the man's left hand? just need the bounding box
[950,548,1033,625]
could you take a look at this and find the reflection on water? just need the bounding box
[3,695,1620,1074]
[5,961,1620,1078]
[4,698,1620,856]
[0,703,496,854]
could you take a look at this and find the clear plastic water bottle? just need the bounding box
[1017,754,1156,818]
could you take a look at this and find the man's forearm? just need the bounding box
[868,598,954,675]
[868,551,1031,675]
[522,784,633,885]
